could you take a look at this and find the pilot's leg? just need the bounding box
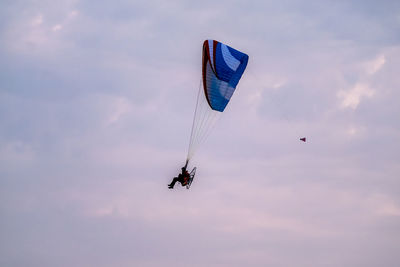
[168,177,179,188]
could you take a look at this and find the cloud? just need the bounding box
[338,82,375,109]
[2,5,79,54]
[31,14,43,26]
[367,194,400,217]
[337,54,387,110]
[365,54,386,75]
[69,10,79,18]
[106,97,133,125]
[52,24,62,32]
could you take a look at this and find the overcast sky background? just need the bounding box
[1,0,400,266]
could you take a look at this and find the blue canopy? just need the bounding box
[202,40,249,112]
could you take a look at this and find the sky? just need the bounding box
[1,0,400,266]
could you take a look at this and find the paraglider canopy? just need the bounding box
[202,40,249,112]
[186,40,249,162]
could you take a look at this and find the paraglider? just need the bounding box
[168,160,197,189]
[300,137,306,142]
[169,40,249,189]
[168,162,190,189]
